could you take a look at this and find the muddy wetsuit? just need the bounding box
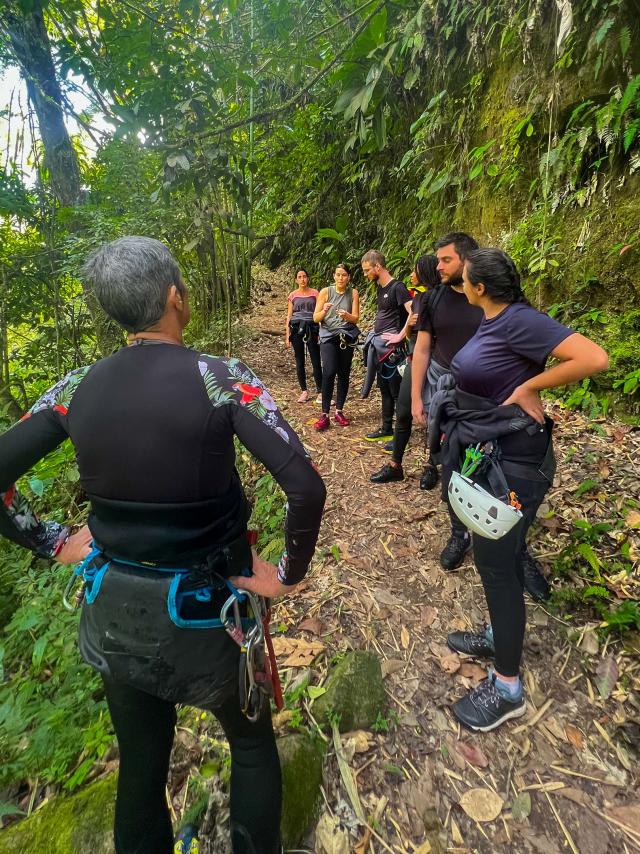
[0,341,326,854]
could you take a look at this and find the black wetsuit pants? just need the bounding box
[320,337,355,412]
[442,466,549,677]
[378,370,402,434]
[290,326,322,393]
[104,677,281,854]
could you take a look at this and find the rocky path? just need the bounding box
[238,267,639,854]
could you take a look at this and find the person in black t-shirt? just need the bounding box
[370,254,440,485]
[411,233,558,603]
[361,250,412,441]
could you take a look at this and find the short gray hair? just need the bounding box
[82,236,184,332]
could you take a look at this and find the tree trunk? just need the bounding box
[1,1,82,207]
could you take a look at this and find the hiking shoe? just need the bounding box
[440,531,471,571]
[452,673,526,732]
[522,550,551,602]
[447,629,495,659]
[314,414,330,431]
[174,825,199,853]
[420,464,438,491]
[365,427,393,441]
[298,390,310,403]
[334,411,349,426]
[370,463,404,483]
[382,441,394,454]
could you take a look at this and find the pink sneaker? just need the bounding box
[298,390,310,403]
[314,414,330,431]
[334,411,349,426]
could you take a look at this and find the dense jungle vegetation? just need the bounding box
[0,0,638,817]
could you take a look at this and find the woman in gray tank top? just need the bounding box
[312,264,360,431]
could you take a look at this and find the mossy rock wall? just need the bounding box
[0,773,116,854]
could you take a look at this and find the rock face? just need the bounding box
[278,732,326,849]
[0,773,117,853]
[313,650,386,732]
[0,732,328,853]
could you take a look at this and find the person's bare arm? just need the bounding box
[503,333,609,423]
[313,289,332,323]
[411,330,432,425]
[285,300,293,348]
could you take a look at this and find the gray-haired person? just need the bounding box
[0,236,325,853]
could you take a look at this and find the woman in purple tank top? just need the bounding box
[285,268,323,403]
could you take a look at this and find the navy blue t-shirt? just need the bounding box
[451,303,574,404]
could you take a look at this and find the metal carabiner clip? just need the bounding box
[220,590,246,645]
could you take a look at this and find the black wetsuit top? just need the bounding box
[0,342,325,585]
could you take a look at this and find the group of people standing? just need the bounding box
[286,231,608,731]
[0,231,608,853]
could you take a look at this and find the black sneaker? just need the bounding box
[452,673,526,732]
[365,427,393,441]
[382,441,394,454]
[420,464,438,491]
[447,629,495,659]
[370,463,404,483]
[522,550,551,602]
[440,531,471,571]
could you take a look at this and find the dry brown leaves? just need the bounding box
[271,636,324,667]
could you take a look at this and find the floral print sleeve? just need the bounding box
[198,354,325,585]
[0,366,91,558]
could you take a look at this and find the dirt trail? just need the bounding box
[238,266,640,854]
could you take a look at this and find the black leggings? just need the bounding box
[320,337,355,412]
[377,369,402,433]
[391,362,413,464]
[290,325,322,393]
[443,466,549,676]
[103,677,281,854]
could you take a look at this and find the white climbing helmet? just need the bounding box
[448,471,523,540]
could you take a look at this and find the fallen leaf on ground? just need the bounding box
[455,740,489,768]
[580,628,599,656]
[556,787,591,806]
[511,791,531,821]
[594,654,619,699]
[450,816,464,845]
[271,636,324,666]
[565,724,584,750]
[342,730,372,754]
[439,653,461,674]
[421,606,439,626]
[459,788,504,822]
[625,510,640,530]
[401,625,410,649]
[458,661,486,683]
[296,616,325,636]
[372,588,402,607]
[382,659,404,678]
[315,812,350,854]
[605,802,640,834]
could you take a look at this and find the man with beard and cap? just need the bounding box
[410,232,550,601]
